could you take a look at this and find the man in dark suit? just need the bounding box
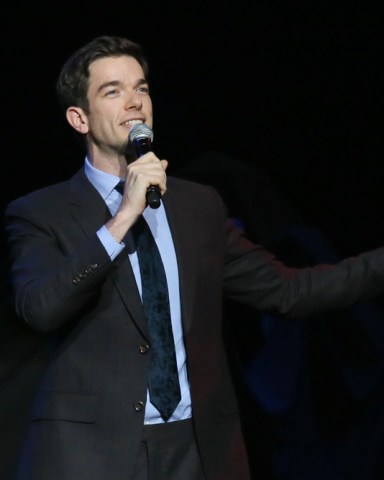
[4,35,384,480]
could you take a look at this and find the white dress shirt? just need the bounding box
[84,157,192,424]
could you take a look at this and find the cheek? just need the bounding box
[144,98,153,119]
[87,118,113,141]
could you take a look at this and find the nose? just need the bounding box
[124,89,142,110]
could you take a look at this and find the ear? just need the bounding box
[66,107,89,134]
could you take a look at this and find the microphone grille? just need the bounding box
[128,123,154,143]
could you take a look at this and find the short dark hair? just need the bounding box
[56,35,149,113]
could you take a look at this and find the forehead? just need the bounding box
[88,55,146,89]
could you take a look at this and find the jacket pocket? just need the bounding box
[31,390,99,423]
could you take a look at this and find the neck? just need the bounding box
[88,152,127,177]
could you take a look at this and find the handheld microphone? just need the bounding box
[128,123,161,209]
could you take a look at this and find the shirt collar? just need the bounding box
[84,157,122,201]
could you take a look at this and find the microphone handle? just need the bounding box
[146,185,161,209]
[134,137,161,209]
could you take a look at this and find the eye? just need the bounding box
[137,86,150,95]
[105,88,119,96]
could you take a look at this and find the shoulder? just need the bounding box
[165,175,229,225]
[5,169,85,216]
[167,175,223,202]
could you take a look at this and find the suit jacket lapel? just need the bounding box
[111,251,149,339]
[68,169,149,338]
[162,180,197,334]
[69,169,111,236]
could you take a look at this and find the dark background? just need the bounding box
[2,2,384,479]
[1,1,384,256]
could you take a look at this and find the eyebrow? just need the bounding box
[97,78,148,94]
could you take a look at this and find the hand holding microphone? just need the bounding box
[128,124,161,209]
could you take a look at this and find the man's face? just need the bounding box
[85,55,153,156]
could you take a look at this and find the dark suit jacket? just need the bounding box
[4,168,384,480]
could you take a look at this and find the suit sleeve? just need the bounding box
[4,194,116,333]
[219,192,384,318]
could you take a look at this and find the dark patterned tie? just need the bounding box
[115,182,181,420]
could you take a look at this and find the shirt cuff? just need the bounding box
[97,225,125,261]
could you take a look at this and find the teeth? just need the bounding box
[127,119,143,126]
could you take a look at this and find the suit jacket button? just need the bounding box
[134,401,144,412]
[139,344,150,354]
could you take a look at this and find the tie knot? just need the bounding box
[115,181,125,195]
